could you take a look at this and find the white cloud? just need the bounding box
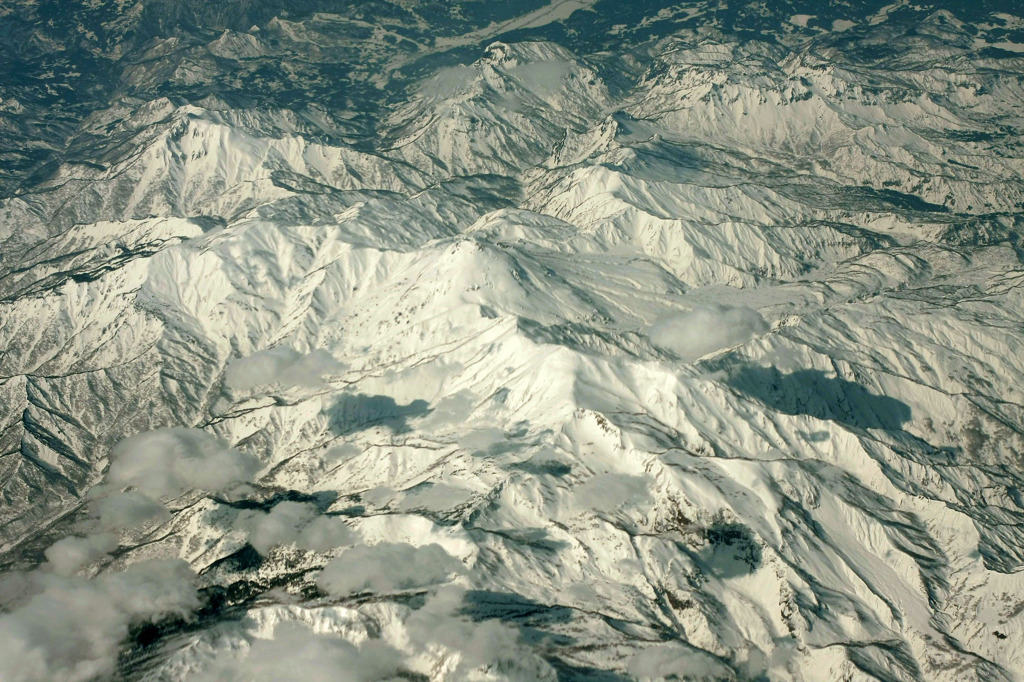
[297,515,359,553]
[519,447,573,475]
[324,442,360,466]
[421,389,476,430]
[246,502,316,555]
[225,347,344,391]
[0,560,199,682]
[91,491,170,531]
[359,486,395,508]
[188,589,557,681]
[194,621,402,682]
[43,534,118,577]
[404,587,557,680]
[244,502,357,555]
[316,543,465,596]
[458,427,506,452]
[106,428,261,498]
[101,559,200,617]
[573,473,652,513]
[408,591,519,669]
[0,570,34,611]
[650,304,768,361]
[627,642,733,680]
[396,482,475,513]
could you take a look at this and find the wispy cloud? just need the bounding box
[316,543,465,596]
[651,304,767,361]
[194,621,403,682]
[225,347,344,391]
[43,534,118,577]
[573,473,652,513]
[627,642,733,680]
[106,428,261,498]
[243,501,357,555]
[0,560,199,682]
[91,491,170,531]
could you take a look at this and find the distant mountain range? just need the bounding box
[2,1,1024,680]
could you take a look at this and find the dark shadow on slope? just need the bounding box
[202,544,264,573]
[976,523,1024,575]
[840,185,949,213]
[326,393,430,436]
[517,318,654,362]
[846,640,923,682]
[728,367,911,431]
[697,520,764,579]
[510,457,573,477]
[459,590,593,676]
[547,661,631,682]
[461,590,575,627]
[468,525,571,554]
[122,565,333,677]
[212,489,338,512]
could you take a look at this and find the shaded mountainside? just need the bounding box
[1,1,1024,680]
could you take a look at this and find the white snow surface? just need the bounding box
[1,12,1024,682]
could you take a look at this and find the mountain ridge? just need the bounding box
[1,2,1024,680]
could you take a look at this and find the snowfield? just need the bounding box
[1,2,1024,680]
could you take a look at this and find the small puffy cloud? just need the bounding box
[627,642,733,680]
[246,502,316,555]
[324,442,360,466]
[651,304,767,361]
[573,473,652,513]
[91,492,170,531]
[193,589,557,681]
[422,390,476,430]
[0,580,126,682]
[404,587,557,680]
[225,347,343,391]
[410,597,519,670]
[43,534,118,577]
[359,486,395,508]
[195,621,402,682]
[101,559,200,618]
[517,448,573,476]
[0,571,34,611]
[458,427,505,453]
[245,502,356,555]
[106,428,261,498]
[316,543,465,596]
[298,516,359,553]
[396,482,474,513]
[0,560,199,682]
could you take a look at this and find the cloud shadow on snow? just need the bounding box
[460,590,575,628]
[728,367,911,431]
[458,590,634,680]
[326,394,431,436]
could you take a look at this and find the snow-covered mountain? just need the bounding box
[2,1,1024,680]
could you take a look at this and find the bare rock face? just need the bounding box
[2,1,1024,680]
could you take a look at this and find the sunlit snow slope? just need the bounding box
[1,1,1024,680]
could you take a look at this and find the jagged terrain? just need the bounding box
[2,1,1024,680]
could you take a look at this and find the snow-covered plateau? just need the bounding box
[1,1,1024,680]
